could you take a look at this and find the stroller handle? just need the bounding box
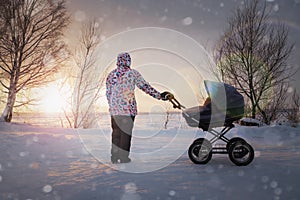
[166,94,186,110]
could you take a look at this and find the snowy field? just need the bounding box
[0,114,300,200]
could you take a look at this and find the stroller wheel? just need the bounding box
[228,141,254,166]
[188,138,212,164]
[226,137,246,151]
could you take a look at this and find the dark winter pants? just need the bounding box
[111,115,135,159]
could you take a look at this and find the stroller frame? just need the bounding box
[167,81,254,166]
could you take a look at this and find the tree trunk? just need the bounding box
[1,88,17,122]
[250,97,256,119]
[251,103,256,119]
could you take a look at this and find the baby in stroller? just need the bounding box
[168,80,254,166]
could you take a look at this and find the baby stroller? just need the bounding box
[168,80,254,166]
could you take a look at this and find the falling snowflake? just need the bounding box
[0,175,2,182]
[124,182,137,194]
[255,151,261,157]
[74,10,86,22]
[220,2,224,7]
[43,185,53,193]
[32,136,39,142]
[29,162,40,170]
[182,17,193,26]
[19,152,29,157]
[238,170,245,177]
[270,181,278,188]
[121,182,141,200]
[90,163,98,169]
[169,190,176,196]
[98,17,104,23]
[160,16,167,22]
[204,165,214,173]
[274,188,282,195]
[273,4,279,12]
[287,87,294,93]
[261,176,269,183]
[66,151,73,158]
[100,35,106,41]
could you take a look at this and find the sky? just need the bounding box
[63,0,300,112]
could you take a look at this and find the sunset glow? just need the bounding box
[39,82,70,113]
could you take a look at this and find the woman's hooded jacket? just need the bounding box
[106,52,161,116]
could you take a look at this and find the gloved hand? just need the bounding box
[160,91,173,101]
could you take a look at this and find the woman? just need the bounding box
[106,52,171,163]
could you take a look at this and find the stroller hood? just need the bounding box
[182,80,244,131]
[204,80,244,117]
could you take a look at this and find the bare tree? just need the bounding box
[214,0,294,119]
[63,20,105,128]
[285,89,300,126]
[257,82,288,124]
[164,103,172,129]
[0,0,69,122]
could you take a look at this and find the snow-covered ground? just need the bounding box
[0,114,300,200]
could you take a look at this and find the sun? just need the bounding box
[39,82,69,113]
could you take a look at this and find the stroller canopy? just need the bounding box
[204,80,244,116]
[182,80,244,130]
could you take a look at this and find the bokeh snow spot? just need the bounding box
[100,35,106,41]
[274,188,282,195]
[160,16,167,22]
[0,163,2,171]
[124,182,137,193]
[274,196,280,200]
[190,196,196,200]
[287,87,294,93]
[220,2,224,7]
[90,163,98,169]
[33,136,39,142]
[238,170,245,177]
[204,165,214,173]
[7,162,12,168]
[273,4,279,12]
[121,182,141,200]
[261,176,269,183]
[43,185,53,193]
[289,132,296,138]
[270,181,278,188]
[169,190,176,196]
[19,151,29,157]
[66,151,73,158]
[74,10,86,22]
[91,182,97,191]
[255,151,261,157]
[0,175,2,182]
[29,162,39,170]
[182,17,193,26]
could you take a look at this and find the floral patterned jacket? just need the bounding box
[106,53,161,116]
